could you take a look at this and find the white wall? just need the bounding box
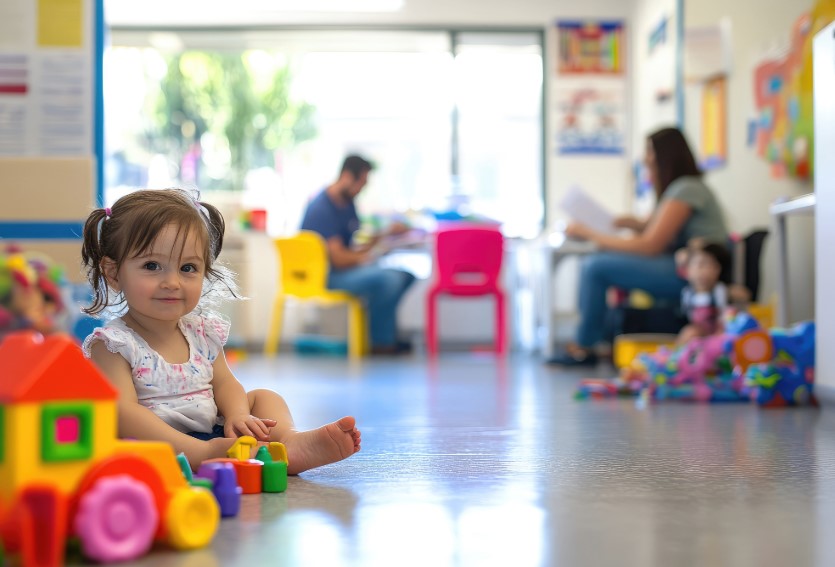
[631,0,679,153]
[107,0,624,28]
[684,0,815,321]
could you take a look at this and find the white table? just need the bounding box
[769,193,815,327]
[533,234,597,358]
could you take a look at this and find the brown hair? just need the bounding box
[687,240,732,285]
[341,154,374,179]
[81,188,237,315]
[648,127,702,200]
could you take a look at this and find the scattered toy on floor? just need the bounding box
[574,312,816,407]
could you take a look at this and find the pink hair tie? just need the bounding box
[104,207,112,218]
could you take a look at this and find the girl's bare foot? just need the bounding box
[282,416,361,475]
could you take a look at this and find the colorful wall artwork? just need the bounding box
[752,0,835,179]
[557,21,625,75]
[701,76,727,170]
[555,87,626,155]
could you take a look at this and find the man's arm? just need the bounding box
[327,236,371,269]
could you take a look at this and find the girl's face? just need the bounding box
[104,224,206,325]
[687,251,721,292]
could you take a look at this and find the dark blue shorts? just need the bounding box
[186,423,225,441]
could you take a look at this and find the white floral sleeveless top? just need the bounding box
[82,312,229,434]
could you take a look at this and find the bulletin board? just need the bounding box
[0,0,103,282]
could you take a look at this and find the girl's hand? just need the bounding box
[188,437,239,470]
[224,415,277,442]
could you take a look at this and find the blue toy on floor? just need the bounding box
[575,312,817,407]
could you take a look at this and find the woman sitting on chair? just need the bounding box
[548,127,729,367]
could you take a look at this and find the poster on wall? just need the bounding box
[700,76,727,170]
[555,87,626,155]
[0,0,92,156]
[556,20,625,75]
[751,0,835,180]
[646,14,676,115]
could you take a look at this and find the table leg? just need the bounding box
[774,214,789,327]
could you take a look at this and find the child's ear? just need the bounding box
[101,257,121,292]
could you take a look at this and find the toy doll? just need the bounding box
[0,247,66,339]
[677,241,732,345]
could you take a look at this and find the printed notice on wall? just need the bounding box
[555,86,626,155]
[38,0,84,48]
[0,0,32,48]
[0,52,91,156]
[0,0,92,156]
[35,53,91,154]
[0,54,30,155]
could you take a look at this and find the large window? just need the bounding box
[105,29,543,237]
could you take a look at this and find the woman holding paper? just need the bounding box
[549,127,728,367]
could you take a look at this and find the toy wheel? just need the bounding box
[735,330,772,370]
[75,475,158,563]
[165,487,219,550]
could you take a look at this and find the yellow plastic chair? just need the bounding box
[263,231,368,358]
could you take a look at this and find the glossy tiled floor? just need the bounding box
[98,352,834,567]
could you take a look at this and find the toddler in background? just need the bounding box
[80,188,360,471]
[676,241,732,344]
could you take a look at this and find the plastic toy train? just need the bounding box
[0,331,220,566]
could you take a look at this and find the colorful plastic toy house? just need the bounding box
[0,331,219,567]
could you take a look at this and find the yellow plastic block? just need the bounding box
[747,303,774,329]
[227,436,257,461]
[268,442,288,464]
[614,333,678,369]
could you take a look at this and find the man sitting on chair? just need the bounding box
[300,154,415,355]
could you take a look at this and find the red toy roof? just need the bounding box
[0,331,118,403]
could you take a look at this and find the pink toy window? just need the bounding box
[55,416,80,443]
[41,402,93,463]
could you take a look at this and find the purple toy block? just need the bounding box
[197,462,242,518]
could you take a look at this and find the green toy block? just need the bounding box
[262,460,288,493]
[176,453,193,482]
[190,478,214,490]
[254,445,272,463]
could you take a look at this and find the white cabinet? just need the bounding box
[215,232,276,348]
[814,22,835,403]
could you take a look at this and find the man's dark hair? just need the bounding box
[341,154,374,179]
[648,127,702,199]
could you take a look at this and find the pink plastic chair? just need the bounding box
[425,225,507,356]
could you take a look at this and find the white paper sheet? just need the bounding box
[558,186,616,234]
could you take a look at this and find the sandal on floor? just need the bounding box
[545,350,599,367]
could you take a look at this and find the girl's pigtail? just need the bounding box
[80,208,110,315]
[200,201,226,259]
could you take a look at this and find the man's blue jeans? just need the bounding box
[576,252,686,348]
[328,265,416,347]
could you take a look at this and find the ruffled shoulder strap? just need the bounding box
[182,312,230,363]
[81,320,141,367]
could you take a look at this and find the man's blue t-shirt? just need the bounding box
[300,189,360,249]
